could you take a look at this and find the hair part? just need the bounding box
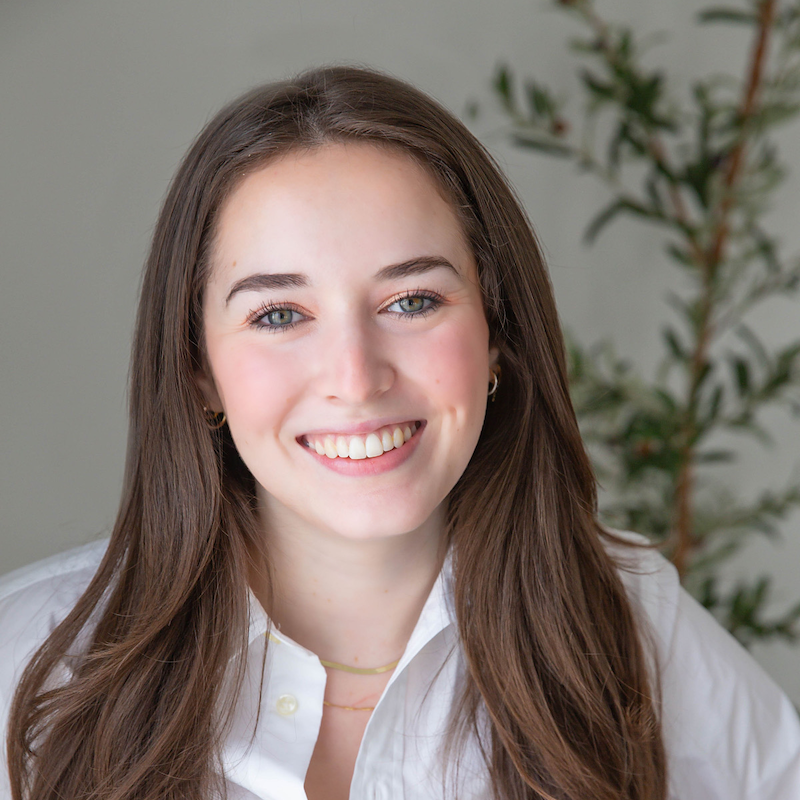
[8,66,666,800]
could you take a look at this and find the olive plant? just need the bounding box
[490,0,800,646]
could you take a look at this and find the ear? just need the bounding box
[195,369,223,414]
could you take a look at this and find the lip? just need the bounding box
[299,420,426,476]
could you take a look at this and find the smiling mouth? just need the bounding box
[300,421,422,460]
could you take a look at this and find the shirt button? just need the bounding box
[276,694,299,716]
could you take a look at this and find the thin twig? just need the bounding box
[580,4,706,263]
[672,0,778,577]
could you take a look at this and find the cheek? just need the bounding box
[413,320,490,426]
[207,339,299,433]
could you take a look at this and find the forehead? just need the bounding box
[209,142,474,284]
[222,141,458,216]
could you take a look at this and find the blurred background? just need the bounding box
[2,0,799,701]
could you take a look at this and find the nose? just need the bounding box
[316,317,395,405]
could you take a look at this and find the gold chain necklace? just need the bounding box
[322,699,375,711]
[268,632,400,675]
[320,656,400,711]
[268,632,398,710]
[319,657,400,675]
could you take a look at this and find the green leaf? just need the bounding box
[525,80,553,117]
[645,172,665,214]
[699,383,725,429]
[732,357,751,396]
[663,326,687,361]
[665,292,700,331]
[699,576,720,610]
[720,575,800,647]
[775,7,800,30]
[697,8,758,25]
[761,342,800,397]
[511,130,573,156]
[618,29,633,60]
[696,449,736,463]
[709,383,725,422]
[569,36,602,54]
[581,69,617,101]
[494,64,515,112]
[753,103,800,130]
[735,324,770,365]
[654,388,679,412]
[584,197,655,243]
[608,123,626,170]
[665,244,697,269]
[725,415,773,445]
[751,227,781,274]
[628,73,665,120]
[695,361,715,393]
[652,155,679,184]
[682,154,723,209]
[776,341,800,374]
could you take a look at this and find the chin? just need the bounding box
[256,479,447,542]
[321,506,438,541]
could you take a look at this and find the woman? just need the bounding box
[1,66,798,800]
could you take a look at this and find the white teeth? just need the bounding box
[306,422,420,460]
[348,437,367,460]
[365,433,383,458]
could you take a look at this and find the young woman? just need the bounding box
[1,66,798,800]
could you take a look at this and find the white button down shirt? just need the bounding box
[1,535,799,800]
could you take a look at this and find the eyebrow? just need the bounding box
[374,256,461,282]
[224,256,461,305]
[225,272,307,304]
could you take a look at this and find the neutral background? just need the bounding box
[2,0,799,701]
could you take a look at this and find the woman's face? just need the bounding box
[200,143,498,542]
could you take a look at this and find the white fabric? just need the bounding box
[1,535,799,799]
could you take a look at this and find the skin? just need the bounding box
[199,142,498,799]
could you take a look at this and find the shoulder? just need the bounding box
[603,529,800,800]
[0,540,109,708]
[600,528,681,641]
[0,539,109,605]
[0,541,109,795]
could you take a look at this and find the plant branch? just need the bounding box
[672,0,778,578]
[579,3,706,261]
[709,0,779,271]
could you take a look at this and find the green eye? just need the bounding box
[398,296,426,313]
[266,309,296,325]
[388,294,439,315]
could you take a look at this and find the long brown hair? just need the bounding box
[8,66,666,800]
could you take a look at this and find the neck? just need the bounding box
[250,499,447,669]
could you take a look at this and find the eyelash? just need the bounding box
[383,289,443,319]
[247,289,444,333]
[247,302,306,333]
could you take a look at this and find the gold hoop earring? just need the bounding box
[488,368,500,401]
[203,407,227,430]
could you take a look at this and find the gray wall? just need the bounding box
[2,0,799,701]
